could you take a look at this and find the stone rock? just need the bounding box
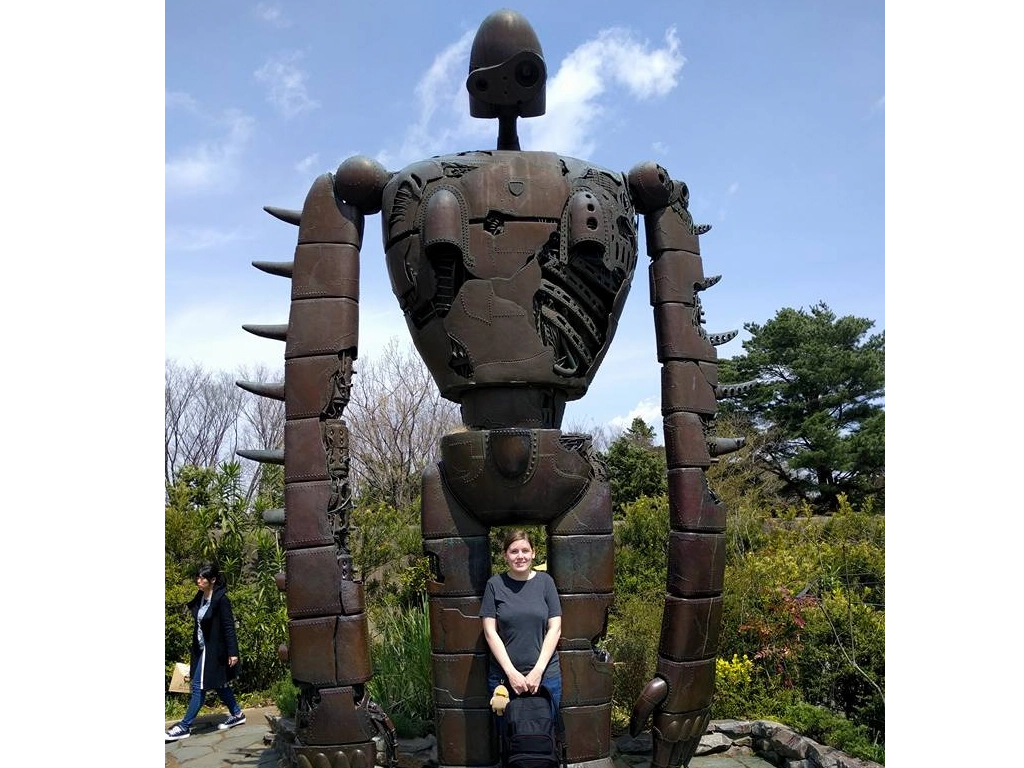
[614,732,652,755]
[695,732,731,755]
[774,728,811,759]
[723,745,756,757]
[707,720,884,768]
[396,735,437,768]
[397,736,436,755]
[709,719,754,737]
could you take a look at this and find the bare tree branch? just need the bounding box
[166,360,243,484]
[165,359,284,497]
[347,338,461,510]
[235,362,286,504]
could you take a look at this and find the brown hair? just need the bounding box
[502,529,533,552]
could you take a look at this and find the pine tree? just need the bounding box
[718,302,884,512]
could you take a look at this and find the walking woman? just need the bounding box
[165,562,245,740]
[479,529,562,714]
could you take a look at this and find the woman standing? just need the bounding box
[479,529,562,714]
[165,562,245,741]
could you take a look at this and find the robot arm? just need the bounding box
[625,162,745,768]
[238,155,398,767]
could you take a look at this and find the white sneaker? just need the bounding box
[165,723,191,741]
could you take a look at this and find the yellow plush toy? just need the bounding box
[490,683,510,714]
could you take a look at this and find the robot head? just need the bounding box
[466,9,546,119]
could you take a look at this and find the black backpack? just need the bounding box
[500,685,565,768]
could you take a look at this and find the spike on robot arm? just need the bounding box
[625,161,746,768]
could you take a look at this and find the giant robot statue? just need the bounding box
[238,9,748,768]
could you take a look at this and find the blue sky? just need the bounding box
[165,0,884,441]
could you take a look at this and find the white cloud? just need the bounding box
[295,153,320,175]
[255,51,321,118]
[727,182,739,195]
[166,302,287,374]
[255,2,289,27]
[165,109,255,194]
[166,90,199,112]
[165,296,408,375]
[165,226,249,252]
[652,141,669,155]
[608,397,663,443]
[376,30,483,169]
[524,27,684,157]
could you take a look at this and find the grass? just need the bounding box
[366,595,434,737]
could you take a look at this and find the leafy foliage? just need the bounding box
[706,411,788,545]
[800,587,885,737]
[612,495,668,602]
[605,591,662,729]
[366,596,434,737]
[718,496,884,742]
[165,461,287,700]
[350,500,429,608]
[605,486,884,753]
[718,302,884,512]
[600,418,667,516]
[711,654,799,722]
[780,701,884,764]
[270,675,299,718]
[605,495,671,731]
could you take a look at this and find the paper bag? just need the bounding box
[168,662,191,693]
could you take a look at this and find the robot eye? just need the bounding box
[515,60,539,88]
[474,77,489,92]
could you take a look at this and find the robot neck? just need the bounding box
[496,113,520,151]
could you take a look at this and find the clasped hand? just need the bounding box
[508,669,544,695]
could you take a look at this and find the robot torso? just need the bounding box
[381,150,638,425]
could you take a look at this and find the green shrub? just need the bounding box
[799,586,885,741]
[366,596,434,737]
[228,581,289,691]
[711,654,800,723]
[614,495,668,602]
[716,494,884,749]
[604,591,662,729]
[351,502,432,608]
[270,675,299,718]
[600,418,667,515]
[712,654,756,719]
[781,701,884,764]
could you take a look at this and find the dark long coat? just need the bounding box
[186,582,240,690]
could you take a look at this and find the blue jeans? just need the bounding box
[180,653,241,728]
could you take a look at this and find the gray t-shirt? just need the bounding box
[479,571,561,678]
